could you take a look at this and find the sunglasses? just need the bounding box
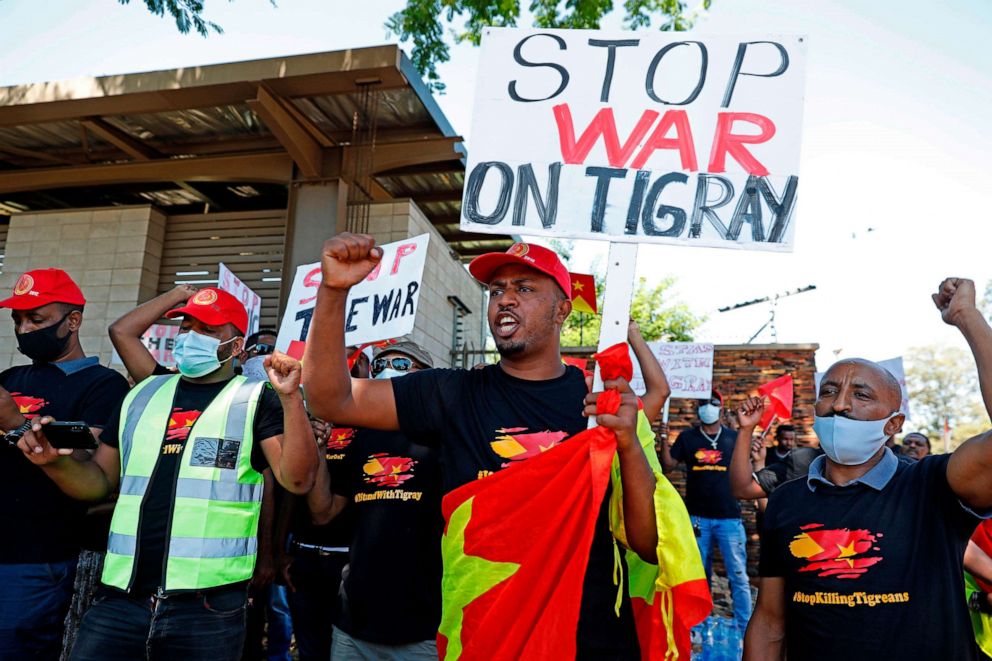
[246,343,275,357]
[371,356,415,374]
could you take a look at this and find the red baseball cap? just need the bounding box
[165,287,249,335]
[468,242,572,298]
[0,269,86,310]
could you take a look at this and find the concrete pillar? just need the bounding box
[279,180,347,313]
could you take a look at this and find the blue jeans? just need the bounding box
[266,585,293,661]
[691,516,752,633]
[69,586,247,661]
[0,559,77,661]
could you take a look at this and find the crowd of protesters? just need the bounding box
[1,232,990,661]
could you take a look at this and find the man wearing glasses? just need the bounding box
[238,328,278,381]
[306,338,443,661]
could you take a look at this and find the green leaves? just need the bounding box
[388,0,713,92]
[119,0,223,36]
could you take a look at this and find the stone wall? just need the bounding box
[0,206,165,370]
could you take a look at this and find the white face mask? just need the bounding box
[813,413,900,466]
[241,355,268,381]
[374,368,407,380]
[698,404,721,425]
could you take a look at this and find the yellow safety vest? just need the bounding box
[102,374,266,593]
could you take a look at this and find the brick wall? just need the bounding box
[0,206,165,369]
[661,343,819,580]
[366,200,485,368]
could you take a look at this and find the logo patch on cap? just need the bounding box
[507,243,530,257]
[192,290,218,306]
[13,274,34,296]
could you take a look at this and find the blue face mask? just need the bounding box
[172,331,237,378]
[813,413,900,465]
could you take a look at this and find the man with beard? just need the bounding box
[18,287,319,661]
[745,278,992,661]
[0,268,130,660]
[302,235,657,658]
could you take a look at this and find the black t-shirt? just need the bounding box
[0,361,129,563]
[392,364,640,657]
[755,447,824,496]
[766,449,789,466]
[100,374,283,593]
[760,454,981,661]
[289,425,355,548]
[670,425,741,519]
[332,427,442,645]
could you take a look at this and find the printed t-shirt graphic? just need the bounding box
[10,392,49,418]
[693,448,723,467]
[788,523,883,579]
[363,453,417,487]
[489,427,568,466]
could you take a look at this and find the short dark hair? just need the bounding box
[903,432,931,449]
[776,424,796,439]
[57,302,84,315]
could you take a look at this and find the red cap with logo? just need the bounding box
[165,287,249,335]
[468,242,572,298]
[0,269,86,310]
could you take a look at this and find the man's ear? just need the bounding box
[556,297,572,326]
[66,310,83,332]
[885,413,906,438]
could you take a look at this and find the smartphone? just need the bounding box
[44,421,98,450]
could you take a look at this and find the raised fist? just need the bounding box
[932,278,977,328]
[319,233,383,291]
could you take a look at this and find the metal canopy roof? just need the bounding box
[0,45,510,259]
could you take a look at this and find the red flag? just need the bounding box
[437,354,622,660]
[757,374,794,430]
[569,272,598,314]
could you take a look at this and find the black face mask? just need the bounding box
[16,313,73,363]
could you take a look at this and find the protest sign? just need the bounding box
[275,234,430,357]
[814,356,911,419]
[460,28,807,251]
[142,323,179,366]
[218,263,262,336]
[629,341,715,398]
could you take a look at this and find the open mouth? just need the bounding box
[495,313,520,339]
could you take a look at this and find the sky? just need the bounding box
[0,0,990,371]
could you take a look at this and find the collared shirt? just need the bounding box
[806,447,898,492]
[52,355,100,376]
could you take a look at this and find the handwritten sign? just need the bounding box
[218,263,262,336]
[461,29,807,251]
[275,234,430,355]
[142,323,179,366]
[630,341,715,399]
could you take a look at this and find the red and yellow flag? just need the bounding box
[569,272,598,314]
[438,344,710,660]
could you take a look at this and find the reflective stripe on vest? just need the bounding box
[103,374,266,593]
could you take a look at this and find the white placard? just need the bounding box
[218,263,262,336]
[630,341,715,399]
[461,29,807,251]
[814,356,911,419]
[275,234,430,354]
[142,323,179,367]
